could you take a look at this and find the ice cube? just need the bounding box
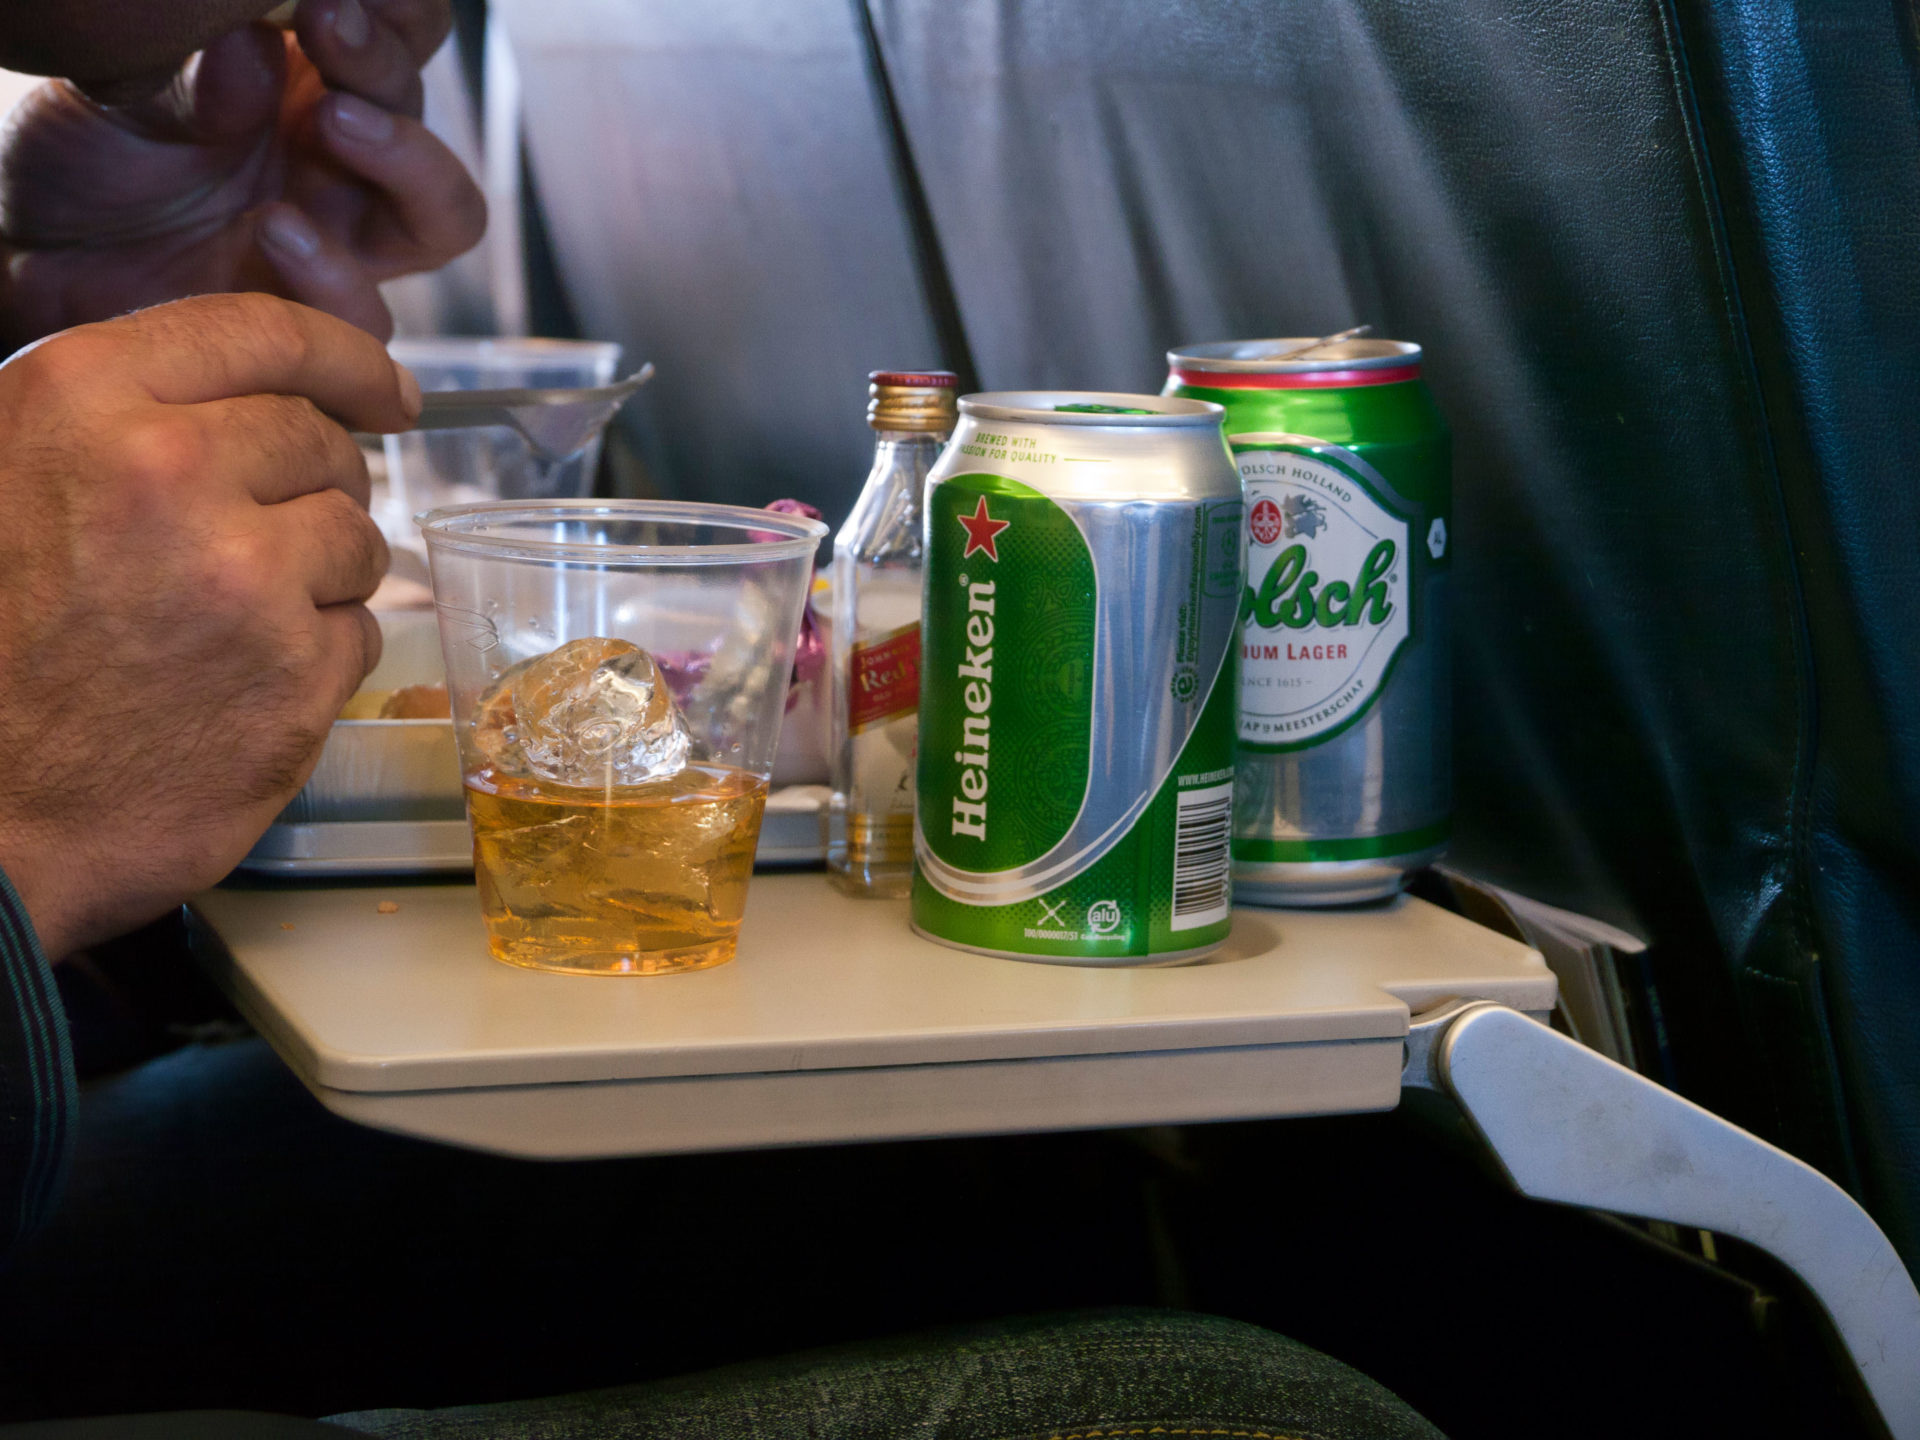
[510,637,691,787]
[470,656,538,778]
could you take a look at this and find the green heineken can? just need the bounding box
[1165,339,1451,906]
[912,392,1244,965]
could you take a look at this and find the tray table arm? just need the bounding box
[1404,1001,1920,1439]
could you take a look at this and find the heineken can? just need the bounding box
[1165,339,1451,906]
[912,392,1244,965]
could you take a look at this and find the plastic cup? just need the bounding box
[382,339,623,550]
[420,501,828,975]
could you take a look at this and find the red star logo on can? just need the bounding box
[957,495,1011,561]
[1250,498,1283,547]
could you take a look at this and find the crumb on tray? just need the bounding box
[377,901,400,915]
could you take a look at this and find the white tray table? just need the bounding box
[190,874,1553,1159]
[188,873,1920,1431]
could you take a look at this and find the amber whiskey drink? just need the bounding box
[466,762,769,974]
[420,502,826,977]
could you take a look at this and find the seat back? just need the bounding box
[498,0,1920,1269]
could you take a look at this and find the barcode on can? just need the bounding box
[1170,782,1233,931]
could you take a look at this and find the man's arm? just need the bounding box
[0,293,415,954]
[0,292,413,1254]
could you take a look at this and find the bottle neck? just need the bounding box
[870,429,950,450]
[864,432,948,498]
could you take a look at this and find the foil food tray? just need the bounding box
[241,785,830,877]
[278,718,465,824]
[240,608,829,877]
[270,606,464,826]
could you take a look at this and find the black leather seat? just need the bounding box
[503,0,1920,1276]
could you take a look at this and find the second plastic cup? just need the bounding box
[382,339,623,545]
[421,501,827,975]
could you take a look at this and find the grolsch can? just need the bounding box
[912,392,1244,964]
[1165,339,1450,906]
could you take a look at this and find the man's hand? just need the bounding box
[0,293,419,956]
[0,0,486,348]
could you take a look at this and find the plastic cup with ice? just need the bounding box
[421,501,826,975]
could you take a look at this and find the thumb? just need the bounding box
[105,25,287,142]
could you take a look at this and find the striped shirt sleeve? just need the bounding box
[0,867,74,1259]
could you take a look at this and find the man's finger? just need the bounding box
[310,103,487,279]
[96,293,421,431]
[183,25,289,140]
[360,0,455,67]
[313,600,385,708]
[101,26,286,142]
[198,391,371,508]
[255,203,397,340]
[294,0,427,117]
[269,487,390,607]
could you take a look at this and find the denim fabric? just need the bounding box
[325,1310,1445,1440]
[0,1414,372,1438]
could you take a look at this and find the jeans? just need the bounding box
[325,1309,1446,1440]
[0,1038,1197,1418]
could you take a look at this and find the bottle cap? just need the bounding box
[869,370,959,433]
